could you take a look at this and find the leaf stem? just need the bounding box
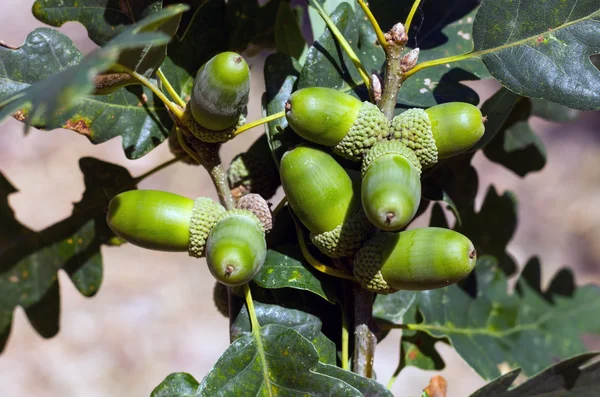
[133,156,182,183]
[404,0,423,33]
[341,303,350,370]
[119,65,185,121]
[244,283,261,333]
[310,0,371,91]
[356,0,388,49]
[293,218,355,281]
[234,111,286,137]
[243,283,272,393]
[157,68,186,108]
[387,361,402,390]
[403,51,474,78]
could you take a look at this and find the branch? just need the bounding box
[352,286,377,377]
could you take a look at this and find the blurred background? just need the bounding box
[1,2,599,396]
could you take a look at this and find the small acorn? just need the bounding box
[354,227,477,294]
[279,145,372,258]
[389,102,485,168]
[205,209,267,286]
[285,87,389,161]
[106,190,225,257]
[361,140,422,231]
[226,134,280,201]
[185,52,250,143]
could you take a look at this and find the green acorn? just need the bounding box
[227,134,280,201]
[361,140,422,231]
[206,209,267,286]
[185,52,250,143]
[354,227,477,294]
[280,146,372,258]
[389,102,485,168]
[285,87,389,161]
[106,190,225,257]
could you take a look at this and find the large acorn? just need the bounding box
[354,227,477,294]
[205,209,267,286]
[389,102,485,168]
[361,140,422,231]
[106,190,225,257]
[279,145,372,258]
[285,87,389,161]
[227,134,280,201]
[185,51,250,143]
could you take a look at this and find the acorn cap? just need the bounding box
[310,209,373,258]
[333,101,389,161]
[389,108,437,169]
[227,134,280,201]
[353,233,397,294]
[362,139,421,175]
[184,105,246,143]
[189,197,227,258]
[236,193,273,232]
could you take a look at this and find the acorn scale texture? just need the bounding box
[353,233,397,294]
[236,193,273,233]
[361,139,422,176]
[310,210,373,258]
[389,108,438,169]
[188,197,227,258]
[333,101,389,161]
[184,105,246,143]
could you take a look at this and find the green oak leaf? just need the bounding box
[472,0,600,110]
[253,245,338,304]
[308,0,355,42]
[263,52,303,165]
[530,98,582,122]
[151,372,199,397]
[0,28,173,159]
[483,98,547,177]
[230,302,336,365]
[470,352,600,397]
[470,87,520,151]
[225,0,283,51]
[376,256,600,380]
[0,158,138,353]
[198,324,389,396]
[275,2,308,62]
[299,3,364,94]
[32,0,163,46]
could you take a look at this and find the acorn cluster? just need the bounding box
[282,87,484,293]
[107,50,484,294]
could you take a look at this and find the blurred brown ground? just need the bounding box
[0,2,599,396]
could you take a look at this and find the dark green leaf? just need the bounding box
[151,372,199,397]
[253,245,338,304]
[163,0,228,100]
[470,352,600,397]
[376,256,600,380]
[275,2,307,61]
[314,363,393,396]
[32,0,163,46]
[473,0,600,110]
[0,7,186,158]
[530,98,582,122]
[226,0,282,51]
[231,302,336,365]
[471,87,520,151]
[483,99,547,177]
[263,52,302,164]
[0,158,137,352]
[198,324,369,396]
[298,3,364,94]
[307,1,355,41]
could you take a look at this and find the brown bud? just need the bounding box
[401,48,420,73]
[236,193,273,233]
[386,22,408,45]
[371,73,382,104]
